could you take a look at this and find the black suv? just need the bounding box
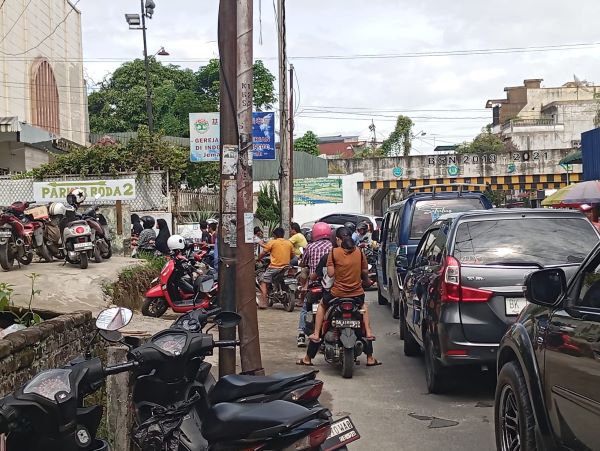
[400,209,599,393]
[495,244,600,450]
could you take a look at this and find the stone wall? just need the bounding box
[0,310,96,397]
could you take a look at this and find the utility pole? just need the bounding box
[369,119,376,148]
[236,0,263,374]
[217,0,237,377]
[288,64,294,220]
[140,0,154,133]
[277,0,290,235]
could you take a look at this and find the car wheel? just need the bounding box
[377,287,388,305]
[424,332,448,394]
[495,361,536,451]
[392,299,399,319]
[403,316,420,357]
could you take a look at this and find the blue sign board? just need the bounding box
[252,112,276,160]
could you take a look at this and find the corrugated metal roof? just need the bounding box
[0,117,20,133]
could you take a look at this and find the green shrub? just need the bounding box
[103,256,167,310]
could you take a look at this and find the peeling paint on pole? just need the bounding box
[223,145,239,175]
[222,213,237,247]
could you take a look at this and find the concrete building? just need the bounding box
[0,0,88,173]
[486,79,599,151]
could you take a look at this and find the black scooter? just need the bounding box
[0,307,347,451]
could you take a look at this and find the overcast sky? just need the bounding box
[79,0,600,154]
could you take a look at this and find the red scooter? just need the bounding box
[0,201,52,270]
[141,248,218,317]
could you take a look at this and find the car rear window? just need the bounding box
[453,217,599,267]
[410,198,485,239]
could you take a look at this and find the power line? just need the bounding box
[0,0,34,46]
[0,0,82,56]
[0,0,7,10]
[301,105,489,112]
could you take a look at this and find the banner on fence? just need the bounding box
[293,178,343,205]
[33,179,137,202]
[189,112,220,162]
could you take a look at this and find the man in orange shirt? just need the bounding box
[257,227,294,309]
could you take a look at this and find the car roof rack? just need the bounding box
[401,183,488,199]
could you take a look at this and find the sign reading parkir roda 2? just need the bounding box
[33,179,137,202]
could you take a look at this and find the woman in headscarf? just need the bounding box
[155,218,171,255]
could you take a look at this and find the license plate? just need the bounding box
[505,297,528,316]
[322,416,360,451]
[74,242,93,250]
[312,303,319,313]
[0,230,11,237]
[332,319,361,328]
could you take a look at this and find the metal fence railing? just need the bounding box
[172,190,219,215]
[0,171,168,212]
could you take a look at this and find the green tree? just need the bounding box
[381,115,414,156]
[255,182,281,234]
[89,58,276,136]
[25,126,219,189]
[457,129,517,154]
[294,131,319,156]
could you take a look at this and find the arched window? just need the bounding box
[30,59,60,134]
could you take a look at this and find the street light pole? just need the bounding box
[140,0,154,133]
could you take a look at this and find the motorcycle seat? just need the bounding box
[202,400,324,442]
[209,371,318,404]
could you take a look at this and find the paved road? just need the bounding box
[258,290,496,451]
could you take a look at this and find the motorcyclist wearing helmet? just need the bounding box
[344,221,356,234]
[352,221,371,248]
[136,215,156,257]
[296,222,333,347]
[167,234,185,251]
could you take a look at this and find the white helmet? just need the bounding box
[49,202,67,216]
[167,234,185,250]
[69,188,86,204]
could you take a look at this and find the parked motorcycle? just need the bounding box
[142,248,218,317]
[0,201,52,270]
[79,205,112,262]
[44,202,66,259]
[321,297,369,379]
[0,307,350,451]
[62,206,94,269]
[256,257,298,312]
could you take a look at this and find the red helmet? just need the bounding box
[311,222,330,241]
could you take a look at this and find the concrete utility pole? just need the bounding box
[277,0,290,235]
[236,0,263,374]
[288,64,295,220]
[217,0,237,377]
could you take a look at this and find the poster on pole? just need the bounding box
[252,112,276,160]
[189,113,220,162]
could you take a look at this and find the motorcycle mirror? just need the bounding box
[214,311,241,328]
[99,329,123,343]
[199,277,214,293]
[95,307,133,331]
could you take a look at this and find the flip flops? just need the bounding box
[296,359,314,366]
[366,359,382,367]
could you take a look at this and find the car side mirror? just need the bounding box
[525,268,566,307]
[395,254,409,270]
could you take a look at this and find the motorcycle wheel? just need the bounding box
[38,243,53,262]
[0,243,14,270]
[141,297,168,318]
[342,347,354,379]
[80,253,89,269]
[284,291,295,312]
[18,252,33,265]
[93,245,103,263]
[102,242,112,259]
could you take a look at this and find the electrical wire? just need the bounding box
[0,0,34,46]
[0,0,82,56]
[0,0,7,10]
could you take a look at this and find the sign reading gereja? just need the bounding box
[189,112,220,162]
[252,112,276,160]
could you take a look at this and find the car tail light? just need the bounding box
[288,381,323,402]
[283,424,331,450]
[75,226,85,234]
[446,350,469,356]
[310,287,321,294]
[341,302,353,311]
[440,256,492,303]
